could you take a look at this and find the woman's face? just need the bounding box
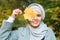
[29,10,42,28]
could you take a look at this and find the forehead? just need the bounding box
[33,9,41,15]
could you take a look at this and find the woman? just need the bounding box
[0,3,56,40]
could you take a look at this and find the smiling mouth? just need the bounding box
[32,21,39,24]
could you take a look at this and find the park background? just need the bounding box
[0,0,60,40]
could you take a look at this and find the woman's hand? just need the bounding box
[11,9,22,19]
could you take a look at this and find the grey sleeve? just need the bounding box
[45,28,56,40]
[0,20,18,40]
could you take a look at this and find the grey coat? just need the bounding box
[0,20,56,40]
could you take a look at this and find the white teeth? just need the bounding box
[34,22,36,23]
[33,21,37,24]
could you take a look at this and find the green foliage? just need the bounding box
[0,0,60,39]
[44,7,60,37]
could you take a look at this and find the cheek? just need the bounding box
[38,17,42,21]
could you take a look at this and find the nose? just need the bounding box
[34,17,37,19]
[31,16,38,21]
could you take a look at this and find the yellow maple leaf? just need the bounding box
[23,7,36,21]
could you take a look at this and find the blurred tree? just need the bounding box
[0,0,60,38]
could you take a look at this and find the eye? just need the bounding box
[37,14,41,17]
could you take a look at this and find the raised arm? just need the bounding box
[0,9,22,40]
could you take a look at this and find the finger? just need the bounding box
[17,9,22,14]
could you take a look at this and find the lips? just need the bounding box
[32,20,39,24]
